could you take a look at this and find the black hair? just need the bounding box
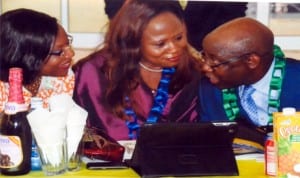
[0,8,58,84]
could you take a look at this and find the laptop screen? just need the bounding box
[127,122,239,177]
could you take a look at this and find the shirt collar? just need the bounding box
[238,58,275,94]
[251,59,275,94]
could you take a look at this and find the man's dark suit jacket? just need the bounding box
[198,58,300,126]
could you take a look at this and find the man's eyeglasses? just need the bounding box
[48,35,73,57]
[200,51,251,69]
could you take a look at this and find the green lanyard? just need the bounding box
[222,45,286,124]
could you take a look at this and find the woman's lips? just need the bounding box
[60,60,72,69]
[166,55,180,63]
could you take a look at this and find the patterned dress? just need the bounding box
[0,70,75,112]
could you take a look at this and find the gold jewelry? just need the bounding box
[187,44,205,63]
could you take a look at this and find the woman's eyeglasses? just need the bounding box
[48,35,73,57]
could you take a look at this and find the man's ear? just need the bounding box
[246,53,260,69]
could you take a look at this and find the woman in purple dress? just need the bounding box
[73,0,201,141]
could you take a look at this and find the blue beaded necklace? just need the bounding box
[124,67,175,139]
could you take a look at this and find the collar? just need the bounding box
[239,59,275,95]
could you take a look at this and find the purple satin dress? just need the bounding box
[73,52,200,141]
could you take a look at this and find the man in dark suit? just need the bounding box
[198,17,300,130]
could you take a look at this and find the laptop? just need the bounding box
[126,122,239,178]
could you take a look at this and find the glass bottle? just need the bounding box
[0,68,32,175]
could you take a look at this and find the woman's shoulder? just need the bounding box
[72,50,109,72]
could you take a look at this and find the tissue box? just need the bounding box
[273,111,300,177]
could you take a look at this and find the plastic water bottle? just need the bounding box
[30,97,43,171]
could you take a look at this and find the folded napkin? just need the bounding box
[27,94,87,165]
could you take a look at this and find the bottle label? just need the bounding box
[4,102,28,115]
[0,135,23,168]
[265,136,276,176]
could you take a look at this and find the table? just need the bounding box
[0,160,269,177]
